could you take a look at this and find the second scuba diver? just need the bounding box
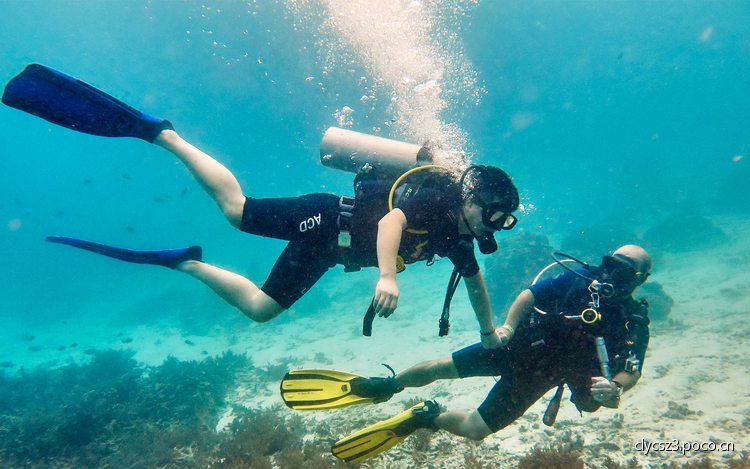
[281,245,652,463]
[3,64,520,345]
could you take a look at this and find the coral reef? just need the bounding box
[515,440,585,469]
[0,349,340,468]
[1,349,744,469]
[511,443,748,469]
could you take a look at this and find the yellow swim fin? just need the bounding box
[281,369,401,410]
[331,400,441,463]
[281,369,373,410]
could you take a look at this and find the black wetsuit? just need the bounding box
[452,269,650,432]
[239,186,478,309]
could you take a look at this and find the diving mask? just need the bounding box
[600,254,649,287]
[478,201,518,231]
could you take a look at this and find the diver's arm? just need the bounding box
[591,370,641,408]
[374,209,408,318]
[484,288,536,347]
[463,271,502,349]
[612,370,641,391]
[502,289,536,334]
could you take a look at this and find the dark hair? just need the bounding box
[461,165,519,213]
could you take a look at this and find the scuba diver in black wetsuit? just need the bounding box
[281,245,652,463]
[2,64,520,344]
[148,131,518,346]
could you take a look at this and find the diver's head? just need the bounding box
[459,165,520,254]
[600,245,652,296]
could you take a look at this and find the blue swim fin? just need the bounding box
[46,236,202,270]
[2,64,172,143]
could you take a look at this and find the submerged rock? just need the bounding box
[638,281,674,321]
[643,215,729,253]
[484,231,555,314]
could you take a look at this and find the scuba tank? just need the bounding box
[320,127,454,177]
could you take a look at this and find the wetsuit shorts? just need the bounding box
[240,193,342,309]
[452,342,562,433]
[452,325,606,433]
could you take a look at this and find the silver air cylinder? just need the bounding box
[320,127,426,177]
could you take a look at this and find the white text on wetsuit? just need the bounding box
[299,213,322,232]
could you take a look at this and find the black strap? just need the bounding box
[439,269,462,337]
[363,269,462,337]
[363,299,376,336]
[543,384,565,426]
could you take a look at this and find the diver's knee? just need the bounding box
[239,306,281,323]
[239,293,285,323]
[464,429,491,441]
[223,200,245,229]
[463,412,493,441]
[225,210,243,229]
[431,356,459,379]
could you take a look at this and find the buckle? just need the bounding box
[339,195,355,212]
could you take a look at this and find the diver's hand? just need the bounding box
[480,325,513,349]
[374,277,399,318]
[591,376,621,408]
[480,329,504,349]
[497,325,515,346]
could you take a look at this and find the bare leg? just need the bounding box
[152,130,284,322]
[177,261,284,322]
[154,129,246,228]
[395,356,494,441]
[394,356,459,388]
[434,410,493,441]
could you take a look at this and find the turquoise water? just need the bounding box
[0,1,748,466]
[2,0,748,359]
[2,1,746,330]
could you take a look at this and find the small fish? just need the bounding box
[56,211,64,217]
[154,197,164,203]
[201,351,208,355]
[123,227,136,233]
[70,343,78,348]
[184,340,195,346]
[28,345,42,352]
[83,179,92,184]
[121,338,133,344]
[181,187,189,196]
[0,361,14,368]
[57,346,66,351]
[121,173,132,180]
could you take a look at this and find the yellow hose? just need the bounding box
[387,164,449,211]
